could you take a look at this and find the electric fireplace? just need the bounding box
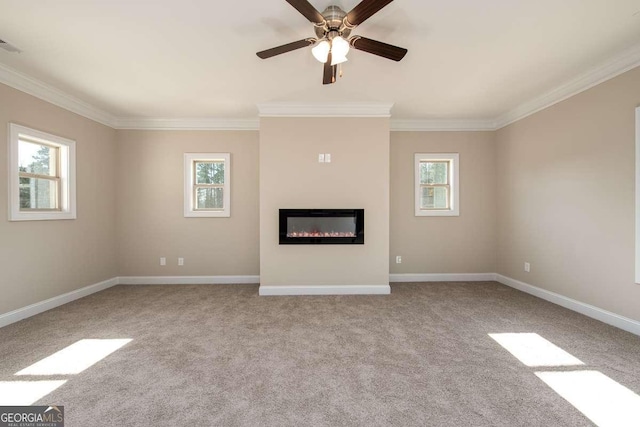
[279,209,364,244]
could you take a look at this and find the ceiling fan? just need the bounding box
[256,0,408,85]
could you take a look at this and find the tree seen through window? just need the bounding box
[195,161,224,209]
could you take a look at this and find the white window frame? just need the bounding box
[184,153,230,218]
[415,153,460,217]
[635,107,640,284]
[8,123,76,221]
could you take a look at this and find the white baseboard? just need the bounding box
[122,274,496,285]
[495,274,640,337]
[389,273,497,282]
[259,285,391,296]
[4,273,637,337]
[118,275,260,285]
[0,277,119,329]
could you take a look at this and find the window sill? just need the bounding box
[415,209,460,217]
[184,210,230,218]
[9,211,76,221]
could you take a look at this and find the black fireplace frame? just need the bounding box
[279,209,364,245]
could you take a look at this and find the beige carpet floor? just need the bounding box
[0,282,639,426]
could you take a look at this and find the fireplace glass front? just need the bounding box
[279,209,364,244]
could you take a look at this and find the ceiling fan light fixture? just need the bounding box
[312,39,330,63]
[256,0,408,85]
[331,36,350,59]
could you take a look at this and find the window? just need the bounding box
[415,153,459,216]
[8,124,76,221]
[184,153,230,217]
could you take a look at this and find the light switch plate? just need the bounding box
[318,154,325,163]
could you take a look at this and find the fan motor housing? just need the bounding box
[315,5,352,39]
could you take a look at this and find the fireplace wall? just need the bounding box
[259,117,390,290]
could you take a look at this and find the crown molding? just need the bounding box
[495,41,640,129]
[0,64,259,130]
[0,62,118,128]
[257,102,394,117]
[113,117,259,131]
[391,119,496,132]
[3,39,640,132]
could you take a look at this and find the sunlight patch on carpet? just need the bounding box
[0,380,67,405]
[489,333,584,367]
[536,370,640,427]
[15,339,132,376]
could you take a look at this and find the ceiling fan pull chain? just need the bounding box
[339,64,343,78]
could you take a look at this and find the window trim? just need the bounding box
[414,153,460,217]
[184,153,230,218]
[8,123,76,221]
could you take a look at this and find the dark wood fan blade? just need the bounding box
[286,0,325,24]
[323,53,337,84]
[346,0,394,26]
[350,36,407,61]
[256,39,314,59]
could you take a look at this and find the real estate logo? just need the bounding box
[0,406,64,427]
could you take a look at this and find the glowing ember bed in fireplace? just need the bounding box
[279,209,364,244]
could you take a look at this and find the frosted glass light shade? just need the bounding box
[331,36,350,58]
[331,54,348,66]
[312,40,330,63]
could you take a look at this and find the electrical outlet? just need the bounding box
[396,256,402,264]
[160,257,166,266]
[524,262,530,273]
[318,154,325,163]
[325,153,331,163]
[178,257,184,266]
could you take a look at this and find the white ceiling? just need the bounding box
[0,0,639,124]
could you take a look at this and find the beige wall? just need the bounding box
[116,130,259,276]
[390,132,497,274]
[0,83,118,315]
[496,66,640,322]
[259,117,390,287]
[4,64,640,325]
